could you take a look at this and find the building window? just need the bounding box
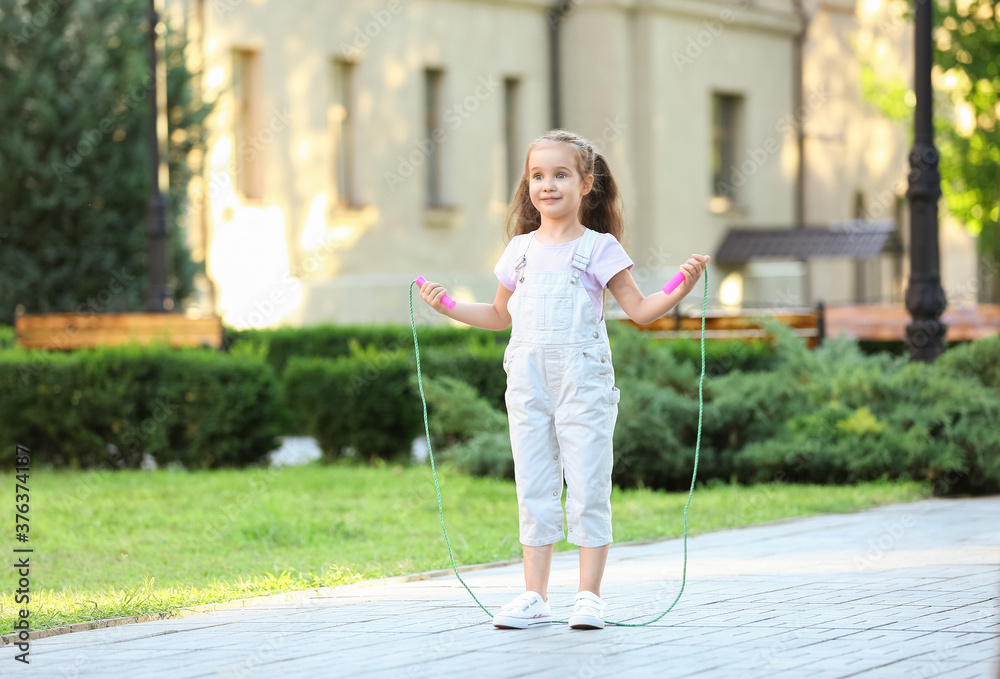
[504,77,521,201]
[331,58,356,206]
[711,92,743,202]
[424,67,444,206]
[232,48,261,200]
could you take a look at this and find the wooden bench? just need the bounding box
[824,303,1000,342]
[611,303,826,349]
[15,313,223,350]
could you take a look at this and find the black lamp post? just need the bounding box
[904,0,947,362]
[146,0,172,312]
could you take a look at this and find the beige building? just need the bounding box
[167,0,976,329]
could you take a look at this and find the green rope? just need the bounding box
[408,268,707,626]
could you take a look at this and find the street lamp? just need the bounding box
[146,0,172,312]
[904,0,947,362]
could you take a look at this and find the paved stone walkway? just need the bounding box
[4,497,998,678]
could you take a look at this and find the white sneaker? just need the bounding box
[492,591,552,629]
[569,590,606,629]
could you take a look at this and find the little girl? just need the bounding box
[419,129,709,630]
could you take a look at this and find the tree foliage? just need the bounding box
[859,0,1000,301]
[934,0,1000,301]
[0,0,213,324]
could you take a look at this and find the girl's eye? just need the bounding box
[557,172,566,178]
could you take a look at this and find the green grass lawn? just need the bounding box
[0,460,931,633]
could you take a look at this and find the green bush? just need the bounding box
[609,336,797,492]
[607,324,699,391]
[412,373,512,477]
[0,343,282,469]
[611,376,700,490]
[284,344,421,463]
[414,375,507,449]
[418,339,507,411]
[590,324,999,495]
[732,336,1000,494]
[936,333,1000,390]
[0,1,210,325]
[225,322,511,376]
[282,333,510,461]
[0,326,13,351]
[445,431,514,479]
[227,320,769,397]
[606,321,777,377]
[227,323,510,433]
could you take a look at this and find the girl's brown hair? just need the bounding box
[504,129,627,248]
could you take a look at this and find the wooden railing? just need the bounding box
[823,304,1000,342]
[611,303,1000,345]
[610,303,825,349]
[15,313,223,350]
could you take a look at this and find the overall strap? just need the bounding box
[570,228,598,283]
[513,232,534,284]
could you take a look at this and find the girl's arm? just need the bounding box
[419,281,514,331]
[607,254,710,325]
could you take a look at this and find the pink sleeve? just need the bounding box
[493,236,519,291]
[591,233,634,288]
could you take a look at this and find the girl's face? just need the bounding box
[527,142,593,220]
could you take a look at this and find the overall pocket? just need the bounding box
[581,345,614,382]
[541,291,573,331]
[502,343,517,376]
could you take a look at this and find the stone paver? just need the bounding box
[3,497,998,678]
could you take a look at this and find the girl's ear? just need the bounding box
[582,173,595,196]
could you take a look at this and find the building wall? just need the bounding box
[184,0,554,328]
[172,0,976,328]
[644,1,799,312]
[801,0,977,309]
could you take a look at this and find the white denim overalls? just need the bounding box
[502,227,621,548]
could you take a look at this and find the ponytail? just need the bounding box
[580,152,625,248]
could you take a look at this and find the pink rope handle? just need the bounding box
[662,270,687,295]
[415,276,457,309]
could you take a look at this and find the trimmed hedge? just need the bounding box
[0,325,13,351]
[229,323,511,434]
[282,338,508,461]
[274,322,778,469]
[228,321,772,404]
[0,343,283,469]
[4,316,994,491]
[284,345,421,463]
[605,321,778,377]
[224,323,511,376]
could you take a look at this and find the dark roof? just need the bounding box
[715,221,896,262]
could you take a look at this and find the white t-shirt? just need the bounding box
[494,230,634,322]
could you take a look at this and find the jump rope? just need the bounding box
[408,266,707,626]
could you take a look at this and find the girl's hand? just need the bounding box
[680,254,711,291]
[418,279,452,313]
